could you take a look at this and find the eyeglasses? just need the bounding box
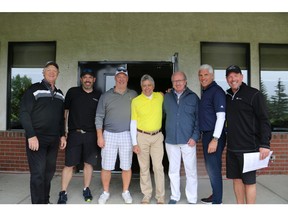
[172,79,185,84]
[117,68,127,72]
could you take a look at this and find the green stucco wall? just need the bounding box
[0,12,287,129]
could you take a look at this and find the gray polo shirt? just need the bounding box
[95,88,137,132]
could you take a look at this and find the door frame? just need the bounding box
[77,60,175,174]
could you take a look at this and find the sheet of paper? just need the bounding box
[243,151,273,173]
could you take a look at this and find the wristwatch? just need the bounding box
[213,137,219,142]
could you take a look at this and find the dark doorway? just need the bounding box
[77,61,174,174]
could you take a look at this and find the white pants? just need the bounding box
[165,143,198,203]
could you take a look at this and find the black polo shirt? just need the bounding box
[20,80,65,138]
[65,86,101,132]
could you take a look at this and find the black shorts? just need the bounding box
[226,150,256,185]
[65,131,99,166]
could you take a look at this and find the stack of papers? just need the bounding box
[243,151,273,173]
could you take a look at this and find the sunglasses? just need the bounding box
[117,68,127,72]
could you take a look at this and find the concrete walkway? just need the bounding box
[1,172,288,204]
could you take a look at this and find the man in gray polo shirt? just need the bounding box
[95,66,137,204]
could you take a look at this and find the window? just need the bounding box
[201,42,250,92]
[7,41,56,129]
[260,44,288,131]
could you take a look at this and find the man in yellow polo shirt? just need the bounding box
[130,74,165,204]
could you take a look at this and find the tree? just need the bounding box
[269,78,288,130]
[260,79,275,120]
[260,80,269,102]
[11,74,32,127]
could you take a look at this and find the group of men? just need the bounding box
[20,61,271,205]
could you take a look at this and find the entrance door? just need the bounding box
[78,61,174,174]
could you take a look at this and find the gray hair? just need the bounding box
[198,64,214,74]
[140,74,155,87]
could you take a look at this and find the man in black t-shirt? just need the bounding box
[57,68,101,204]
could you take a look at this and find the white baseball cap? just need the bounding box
[115,66,128,76]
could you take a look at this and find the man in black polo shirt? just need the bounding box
[57,68,101,204]
[20,61,66,204]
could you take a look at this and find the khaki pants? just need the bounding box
[137,132,165,200]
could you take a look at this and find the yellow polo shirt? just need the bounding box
[131,92,163,131]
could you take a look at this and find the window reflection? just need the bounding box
[260,43,288,132]
[261,70,288,131]
[12,68,43,83]
[11,68,43,129]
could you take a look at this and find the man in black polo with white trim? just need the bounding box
[20,61,66,204]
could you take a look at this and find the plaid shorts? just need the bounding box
[101,130,133,171]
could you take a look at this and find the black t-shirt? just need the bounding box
[65,86,101,132]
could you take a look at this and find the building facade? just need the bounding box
[0,13,287,175]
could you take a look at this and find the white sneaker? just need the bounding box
[98,191,110,204]
[122,190,133,204]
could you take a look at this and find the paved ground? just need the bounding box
[1,172,288,204]
[1,172,288,216]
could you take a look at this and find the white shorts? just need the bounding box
[101,130,133,171]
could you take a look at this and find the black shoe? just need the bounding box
[57,191,67,204]
[83,187,93,202]
[201,195,212,204]
[168,199,177,204]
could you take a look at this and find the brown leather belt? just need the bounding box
[137,129,161,136]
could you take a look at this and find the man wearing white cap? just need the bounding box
[96,66,137,204]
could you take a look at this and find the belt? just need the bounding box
[75,129,87,134]
[137,129,161,136]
